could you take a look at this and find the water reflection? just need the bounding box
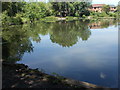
[2,26,34,62]
[100,72,106,79]
[89,19,117,29]
[2,19,118,87]
[2,19,117,62]
[50,21,91,47]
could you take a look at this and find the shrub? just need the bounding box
[109,12,116,17]
[82,15,86,18]
[66,16,78,21]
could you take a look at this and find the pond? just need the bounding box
[2,19,118,88]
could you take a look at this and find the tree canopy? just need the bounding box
[102,5,110,14]
[2,2,91,23]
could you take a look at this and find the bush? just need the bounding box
[99,12,107,17]
[90,11,95,16]
[90,12,109,17]
[66,16,78,21]
[109,12,116,17]
[75,12,79,17]
[82,15,86,18]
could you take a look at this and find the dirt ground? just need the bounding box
[2,62,109,89]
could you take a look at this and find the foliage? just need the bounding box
[1,2,117,25]
[102,5,110,14]
[41,16,58,22]
[2,20,117,62]
[117,4,120,19]
[23,2,52,22]
[1,11,11,25]
[49,20,91,47]
[1,11,23,25]
[66,16,79,21]
[51,2,91,17]
[109,12,117,17]
[2,2,25,17]
[90,11,117,18]
[11,14,23,25]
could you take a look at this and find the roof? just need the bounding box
[92,4,105,7]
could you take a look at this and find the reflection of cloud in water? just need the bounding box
[52,56,71,69]
[51,51,105,70]
[100,72,106,79]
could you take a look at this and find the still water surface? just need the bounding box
[2,20,118,87]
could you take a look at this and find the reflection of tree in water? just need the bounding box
[50,20,91,47]
[2,25,39,63]
[2,19,117,62]
[2,22,54,62]
[2,38,33,63]
[50,23,78,47]
[103,19,117,28]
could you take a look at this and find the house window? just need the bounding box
[94,7,96,9]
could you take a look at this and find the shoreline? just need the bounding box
[3,62,104,88]
[40,16,117,22]
[2,16,117,26]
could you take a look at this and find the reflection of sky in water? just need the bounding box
[18,25,118,88]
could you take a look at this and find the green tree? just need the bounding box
[23,2,52,22]
[2,2,25,16]
[117,2,120,19]
[102,5,110,14]
[51,2,91,17]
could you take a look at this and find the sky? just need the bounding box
[45,0,119,5]
[92,0,119,5]
[24,0,119,6]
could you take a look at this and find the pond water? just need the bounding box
[2,19,118,88]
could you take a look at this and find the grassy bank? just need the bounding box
[3,62,104,88]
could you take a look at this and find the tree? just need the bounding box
[51,2,91,17]
[2,2,25,16]
[117,2,120,19]
[102,5,110,14]
[2,2,92,24]
[23,2,52,22]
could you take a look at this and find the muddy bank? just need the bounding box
[3,62,106,89]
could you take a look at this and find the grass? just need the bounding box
[66,16,79,21]
[41,16,58,22]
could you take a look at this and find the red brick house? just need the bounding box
[89,4,105,13]
[89,4,117,13]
